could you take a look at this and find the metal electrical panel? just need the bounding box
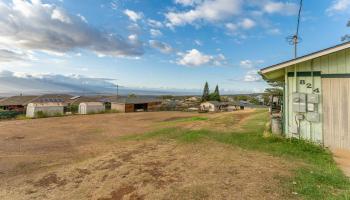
[307,94,319,104]
[292,93,307,113]
[306,112,320,122]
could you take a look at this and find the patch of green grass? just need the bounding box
[181,116,208,122]
[121,127,210,143]
[15,114,30,120]
[162,116,209,124]
[123,109,350,199]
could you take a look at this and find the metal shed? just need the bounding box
[26,102,64,118]
[78,102,105,115]
[260,42,350,150]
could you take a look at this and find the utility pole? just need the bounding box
[287,0,303,58]
[116,84,119,99]
[295,0,303,58]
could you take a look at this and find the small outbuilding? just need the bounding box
[26,102,64,118]
[111,98,162,113]
[200,101,229,112]
[260,41,350,150]
[78,102,105,115]
[0,95,38,112]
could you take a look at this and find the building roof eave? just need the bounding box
[260,41,350,78]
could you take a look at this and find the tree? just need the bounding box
[128,93,137,98]
[209,85,221,101]
[247,96,260,105]
[342,20,350,42]
[201,82,210,102]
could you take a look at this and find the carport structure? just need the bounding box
[110,98,162,113]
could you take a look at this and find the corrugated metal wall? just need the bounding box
[323,78,350,149]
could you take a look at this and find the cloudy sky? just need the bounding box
[0,0,350,95]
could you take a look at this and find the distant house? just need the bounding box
[200,101,229,112]
[78,102,105,115]
[185,96,200,102]
[110,97,162,113]
[0,95,38,112]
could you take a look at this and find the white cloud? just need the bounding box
[128,34,138,42]
[166,0,242,27]
[244,70,261,82]
[240,60,254,68]
[149,40,173,54]
[77,13,88,23]
[150,29,163,37]
[327,0,350,14]
[0,49,28,63]
[213,54,226,66]
[177,49,226,67]
[0,0,143,59]
[267,28,281,35]
[110,1,118,10]
[194,40,203,46]
[263,1,298,16]
[124,9,142,22]
[225,18,256,34]
[51,8,72,23]
[240,59,264,68]
[177,49,211,66]
[226,23,238,32]
[240,18,256,29]
[147,19,163,28]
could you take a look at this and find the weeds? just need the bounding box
[123,109,350,199]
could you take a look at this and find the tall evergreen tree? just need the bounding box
[201,82,210,102]
[214,85,221,101]
[209,85,221,101]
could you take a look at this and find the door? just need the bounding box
[322,78,350,149]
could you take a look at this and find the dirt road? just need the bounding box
[0,110,295,200]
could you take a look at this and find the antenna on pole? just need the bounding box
[116,84,119,99]
[287,0,303,58]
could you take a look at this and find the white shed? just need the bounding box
[78,102,105,115]
[26,102,64,118]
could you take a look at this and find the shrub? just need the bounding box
[35,111,48,118]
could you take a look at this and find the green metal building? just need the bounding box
[260,42,350,150]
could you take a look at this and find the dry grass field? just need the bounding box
[0,110,349,199]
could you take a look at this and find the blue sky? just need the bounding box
[0,0,350,95]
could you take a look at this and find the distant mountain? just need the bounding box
[0,70,200,97]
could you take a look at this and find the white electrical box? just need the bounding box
[307,94,319,104]
[292,93,307,113]
[290,126,298,134]
[306,112,320,122]
[296,114,305,120]
[307,103,315,112]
